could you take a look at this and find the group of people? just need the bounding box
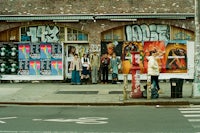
[69,52,121,85]
[69,49,162,95]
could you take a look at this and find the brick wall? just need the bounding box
[0,0,195,44]
[0,0,194,15]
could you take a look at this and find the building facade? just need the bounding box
[0,0,196,80]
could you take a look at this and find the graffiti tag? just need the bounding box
[24,26,59,43]
[126,24,170,41]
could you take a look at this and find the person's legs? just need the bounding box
[91,66,95,83]
[150,76,154,85]
[105,67,108,83]
[151,76,157,89]
[71,70,76,84]
[154,76,160,90]
[112,73,117,84]
[102,67,106,83]
[151,75,162,94]
[93,66,98,83]
[75,71,81,84]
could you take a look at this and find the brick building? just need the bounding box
[0,0,195,80]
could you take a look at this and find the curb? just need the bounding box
[0,101,192,106]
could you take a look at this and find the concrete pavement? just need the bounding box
[0,80,198,106]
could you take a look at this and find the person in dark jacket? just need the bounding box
[100,53,110,84]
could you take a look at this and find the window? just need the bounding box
[66,28,88,41]
[101,27,124,41]
[59,27,65,42]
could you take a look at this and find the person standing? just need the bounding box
[90,51,100,84]
[69,54,82,85]
[147,51,161,93]
[101,53,110,84]
[110,53,120,84]
[81,53,90,84]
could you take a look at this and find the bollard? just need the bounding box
[123,74,128,101]
[147,74,151,100]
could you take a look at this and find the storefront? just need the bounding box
[101,24,195,80]
[0,14,195,81]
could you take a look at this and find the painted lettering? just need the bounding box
[126,24,170,41]
[25,26,59,43]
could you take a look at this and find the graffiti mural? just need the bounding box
[125,24,170,42]
[165,41,187,73]
[21,26,59,43]
[121,42,143,74]
[101,41,123,58]
[142,41,166,74]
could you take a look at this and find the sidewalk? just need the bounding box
[0,81,198,106]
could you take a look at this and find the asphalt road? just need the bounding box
[0,105,198,133]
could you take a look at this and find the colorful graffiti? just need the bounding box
[21,26,59,43]
[121,42,143,74]
[142,41,166,74]
[101,41,123,58]
[101,40,188,74]
[126,24,170,41]
[165,41,187,73]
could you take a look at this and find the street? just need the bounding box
[0,105,199,133]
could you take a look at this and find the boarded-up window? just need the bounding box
[0,27,19,42]
[101,27,124,41]
[170,26,194,41]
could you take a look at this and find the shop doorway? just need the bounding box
[64,43,89,79]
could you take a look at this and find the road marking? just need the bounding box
[183,114,200,117]
[181,111,200,113]
[179,108,200,111]
[188,119,200,122]
[33,117,108,124]
[179,107,200,131]
[77,117,108,124]
[192,125,200,128]
[0,117,17,124]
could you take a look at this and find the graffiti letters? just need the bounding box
[22,26,59,43]
[126,24,170,41]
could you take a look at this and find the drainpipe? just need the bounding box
[193,0,200,97]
